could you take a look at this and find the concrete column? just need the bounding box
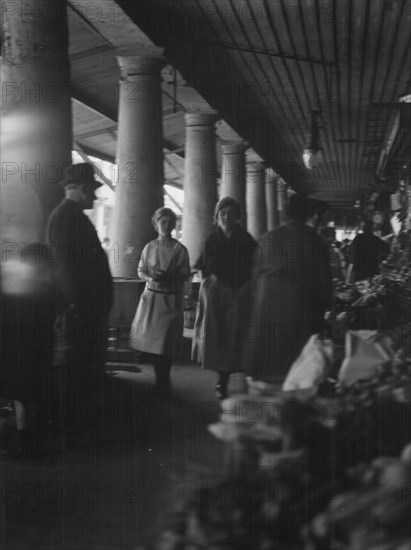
[265,170,279,231]
[277,179,288,225]
[246,162,267,239]
[220,141,247,225]
[93,198,106,241]
[1,0,71,245]
[110,50,166,277]
[182,112,218,265]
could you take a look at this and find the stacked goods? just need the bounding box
[149,255,411,549]
[333,280,360,312]
[199,390,411,550]
[154,389,411,550]
[304,444,411,550]
[386,322,411,359]
[332,266,411,332]
[149,332,411,550]
[211,385,409,478]
[155,459,319,550]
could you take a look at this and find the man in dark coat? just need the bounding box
[242,194,333,383]
[346,220,389,282]
[46,163,113,407]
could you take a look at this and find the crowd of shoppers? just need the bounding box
[0,162,392,457]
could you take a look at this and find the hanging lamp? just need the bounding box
[303,110,322,169]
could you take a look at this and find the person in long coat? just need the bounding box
[192,197,258,399]
[129,207,190,393]
[242,194,333,383]
[46,163,113,405]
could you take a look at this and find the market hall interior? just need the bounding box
[1,1,411,549]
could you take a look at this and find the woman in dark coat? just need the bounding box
[242,194,333,383]
[192,197,258,399]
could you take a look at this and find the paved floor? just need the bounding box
[0,362,246,550]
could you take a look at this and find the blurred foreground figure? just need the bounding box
[46,163,113,406]
[1,243,62,453]
[243,194,332,383]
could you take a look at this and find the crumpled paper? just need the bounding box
[338,330,394,386]
[282,335,334,392]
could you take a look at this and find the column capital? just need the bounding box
[221,141,248,156]
[116,47,166,77]
[246,161,265,172]
[266,169,281,184]
[185,111,219,128]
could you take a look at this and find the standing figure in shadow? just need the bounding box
[242,194,333,384]
[46,163,113,410]
[129,207,190,394]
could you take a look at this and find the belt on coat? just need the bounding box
[147,287,178,295]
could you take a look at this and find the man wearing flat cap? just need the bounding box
[46,163,113,408]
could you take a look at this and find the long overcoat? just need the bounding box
[192,224,258,373]
[242,222,332,382]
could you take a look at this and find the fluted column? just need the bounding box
[110,50,166,277]
[182,112,218,265]
[277,178,288,225]
[220,141,247,225]
[265,170,279,231]
[1,0,71,245]
[246,162,267,239]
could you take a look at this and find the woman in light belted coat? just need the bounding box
[130,208,190,393]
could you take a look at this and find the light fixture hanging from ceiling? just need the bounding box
[303,110,322,169]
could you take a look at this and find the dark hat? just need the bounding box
[62,163,101,189]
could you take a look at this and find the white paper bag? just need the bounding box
[282,335,334,392]
[338,330,394,386]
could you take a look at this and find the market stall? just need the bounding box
[148,218,411,549]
